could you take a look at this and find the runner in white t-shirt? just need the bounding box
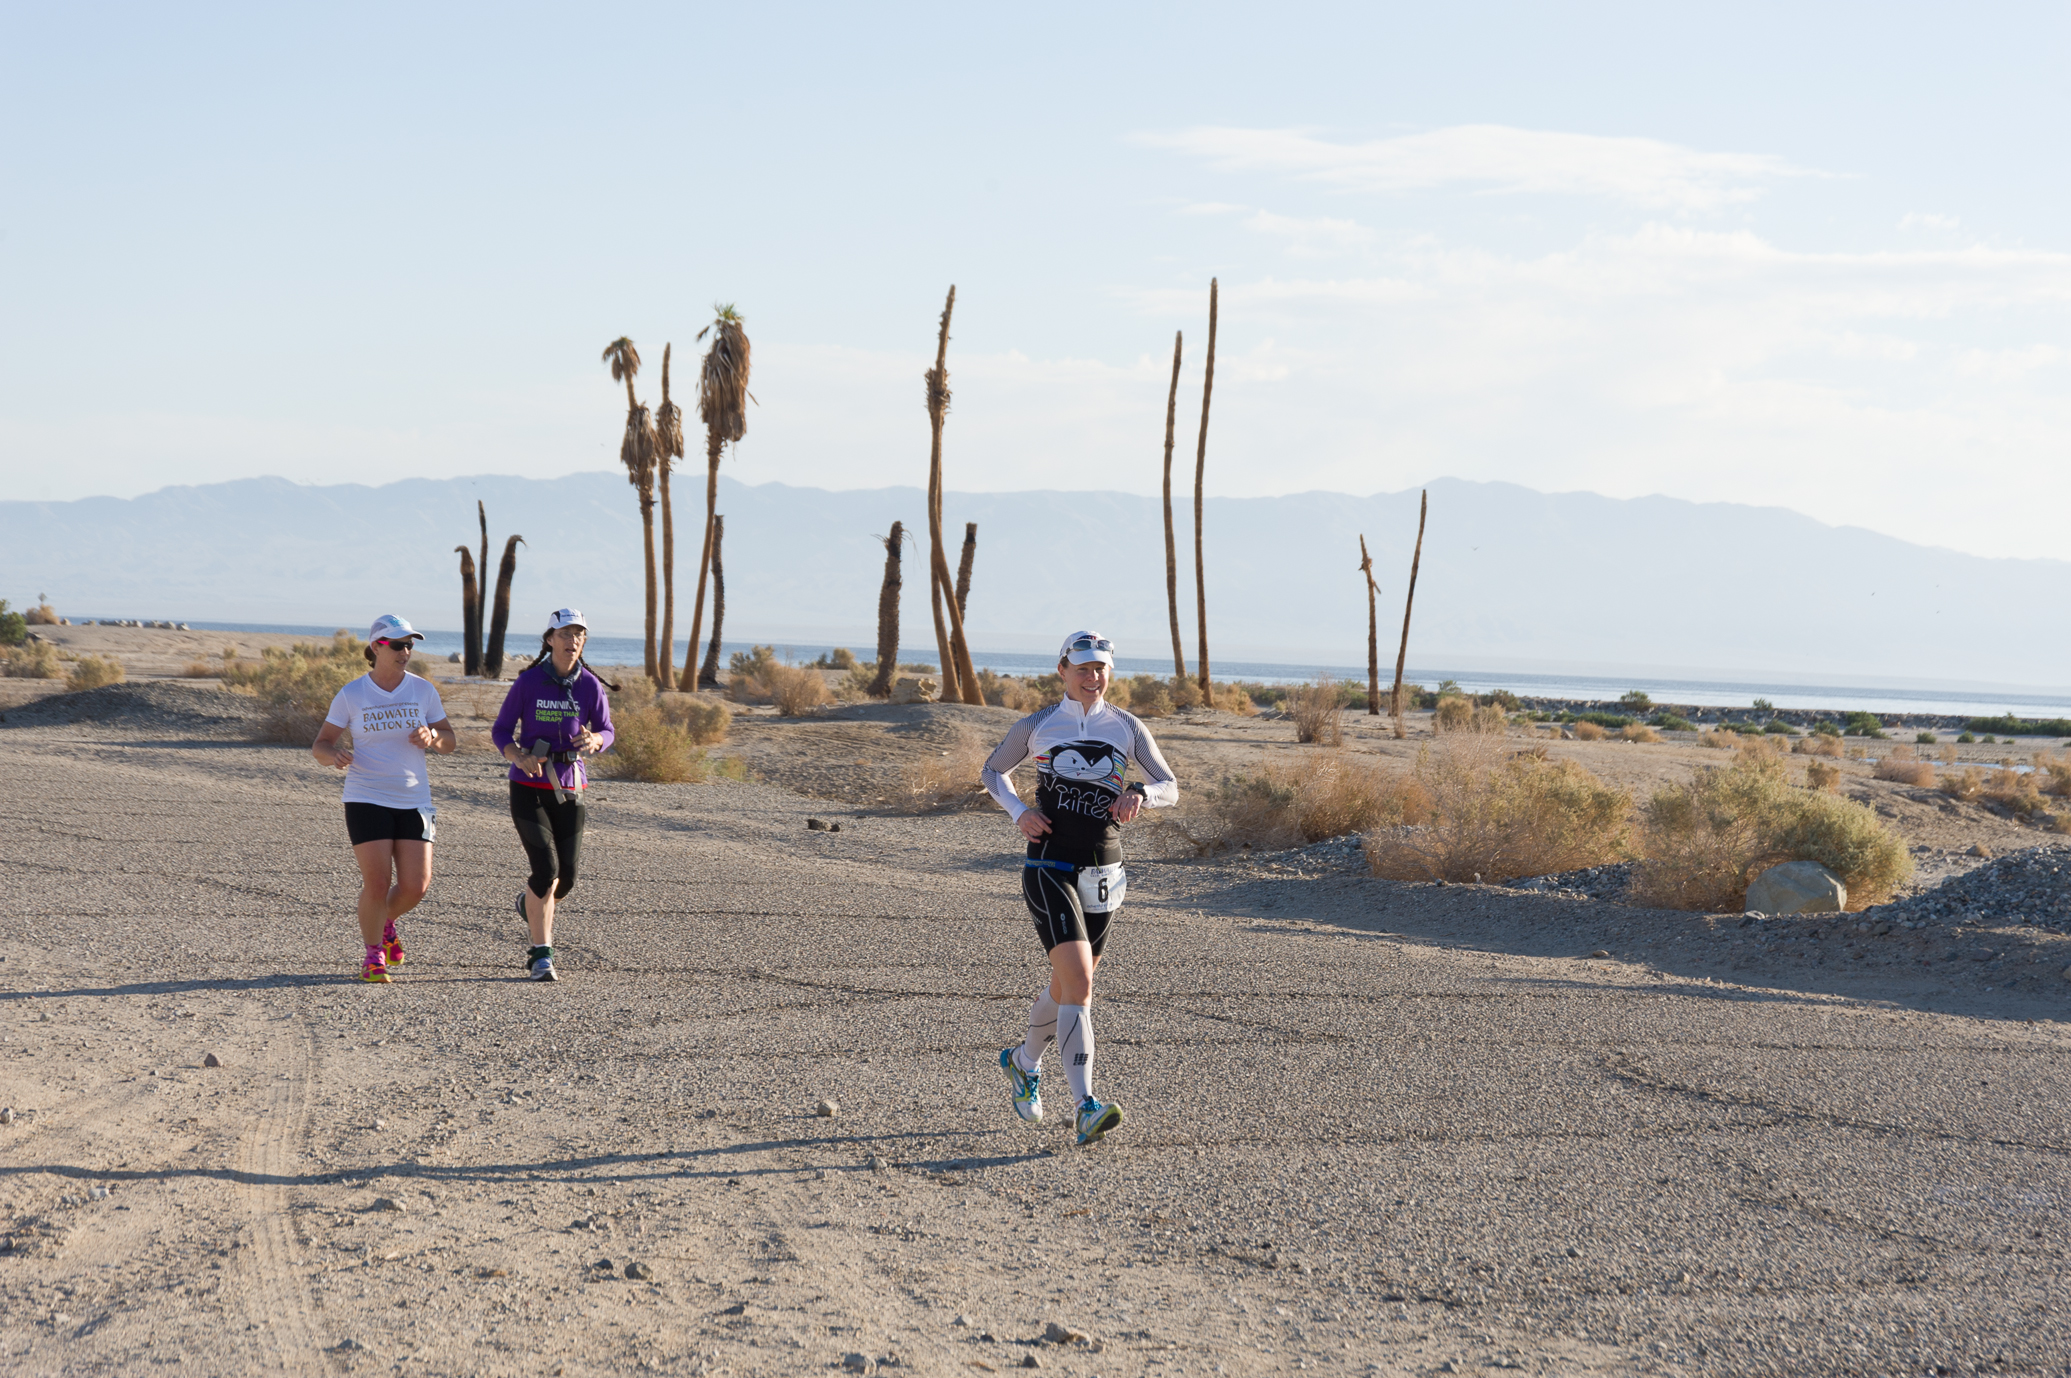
[311,615,456,983]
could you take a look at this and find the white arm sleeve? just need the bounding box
[1125,714,1179,807]
[980,707,1049,820]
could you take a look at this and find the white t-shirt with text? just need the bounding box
[324,672,448,810]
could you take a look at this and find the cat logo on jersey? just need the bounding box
[1040,741,1127,796]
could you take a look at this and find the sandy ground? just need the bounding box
[2,667,2069,1376]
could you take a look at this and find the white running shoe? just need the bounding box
[1075,1096,1122,1147]
[1000,1048,1043,1122]
[526,947,558,982]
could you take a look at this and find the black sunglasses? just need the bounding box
[374,638,416,650]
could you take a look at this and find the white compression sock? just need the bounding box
[1056,1003,1095,1104]
[1016,988,1059,1072]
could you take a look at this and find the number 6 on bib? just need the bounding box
[1077,863,1126,914]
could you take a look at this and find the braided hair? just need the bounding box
[531,630,620,692]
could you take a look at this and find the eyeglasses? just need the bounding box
[374,638,416,650]
[1066,637,1113,654]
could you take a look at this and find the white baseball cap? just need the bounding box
[547,608,588,631]
[1058,630,1115,666]
[368,614,423,644]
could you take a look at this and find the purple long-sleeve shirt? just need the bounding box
[491,661,616,791]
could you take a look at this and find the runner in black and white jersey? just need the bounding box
[981,630,1178,1145]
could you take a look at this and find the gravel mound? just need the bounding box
[1866,844,2071,932]
[1507,862,1635,902]
[0,680,266,735]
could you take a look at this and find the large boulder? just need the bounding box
[1746,859,1847,915]
[890,676,938,705]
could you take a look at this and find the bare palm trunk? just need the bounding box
[1193,279,1218,696]
[870,522,903,699]
[484,535,525,679]
[698,515,725,688]
[955,522,976,617]
[1359,535,1380,714]
[476,501,489,666]
[455,546,481,677]
[686,433,720,690]
[924,286,983,705]
[657,464,676,690]
[638,493,658,681]
[1390,490,1428,739]
[1161,330,1187,681]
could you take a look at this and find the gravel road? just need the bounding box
[2,686,2067,1377]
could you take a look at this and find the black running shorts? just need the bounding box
[344,802,437,846]
[1022,855,1126,957]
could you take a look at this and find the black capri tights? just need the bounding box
[509,782,587,901]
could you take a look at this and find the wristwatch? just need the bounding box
[1125,782,1147,799]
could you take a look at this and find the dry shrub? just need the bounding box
[1944,767,1983,803]
[1123,676,1173,719]
[1632,750,1910,912]
[725,645,828,715]
[1433,694,1474,733]
[1792,734,1842,758]
[1976,767,2046,816]
[222,632,364,742]
[1572,719,1606,742]
[1210,680,1255,715]
[1365,736,1630,883]
[23,602,59,626]
[1170,676,1203,710]
[899,735,993,811]
[974,669,1044,712]
[1289,677,1344,746]
[66,655,126,692]
[0,641,62,678]
[181,660,217,678]
[1872,748,1936,787]
[2034,752,2071,797]
[656,692,731,744]
[1167,751,1427,854]
[1804,761,1842,792]
[597,703,745,784]
[1620,724,1661,744]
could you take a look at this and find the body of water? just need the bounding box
[163,621,2067,722]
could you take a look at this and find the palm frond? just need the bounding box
[620,402,657,494]
[656,342,686,461]
[602,336,641,384]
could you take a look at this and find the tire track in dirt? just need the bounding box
[232,1022,326,1371]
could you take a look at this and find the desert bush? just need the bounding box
[181,660,216,678]
[1873,756,1936,787]
[1165,751,1427,854]
[1168,675,1202,711]
[0,641,62,678]
[1365,736,1629,883]
[899,734,993,811]
[597,703,745,784]
[1620,724,1661,744]
[23,601,59,626]
[1764,721,1797,735]
[725,645,827,714]
[1650,713,1695,732]
[1804,761,1842,792]
[655,692,731,744]
[1916,732,1937,745]
[2034,753,2071,797]
[1966,712,2071,738]
[1126,677,1173,718]
[1432,694,1473,733]
[66,654,126,692]
[969,668,1044,712]
[1632,751,1910,912]
[1843,711,1888,739]
[221,633,364,741]
[1812,721,1842,738]
[810,647,859,670]
[0,601,25,647]
[1792,733,1841,758]
[1210,680,1255,715]
[1619,690,1654,711]
[1572,720,1606,742]
[1290,677,1345,745]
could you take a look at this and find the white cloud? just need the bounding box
[1240,209,1375,256]
[1901,212,1961,231]
[1136,124,1824,211]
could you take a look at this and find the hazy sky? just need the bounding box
[4,3,2068,559]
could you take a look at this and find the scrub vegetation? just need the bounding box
[220,631,364,742]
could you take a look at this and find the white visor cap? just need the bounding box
[1058,630,1115,666]
[368,614,423,643]
[547,608,588,632]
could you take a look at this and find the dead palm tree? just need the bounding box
[1193,279,1218,696]
[1390,490,1429,739]
[923,287,983,705]
[697,514,725,688]
[655,344,687,689]
[476,501,489,666]
[1358,535,1380,714]
[688,306,750,682]
[1161,330,1187,682]
[603,336,660,681]
[869,522,904,699]
[955,522,977,618]
[454,545,481,676]
[483,535,526,678]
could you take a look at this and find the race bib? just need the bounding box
[1077,862,1126,914]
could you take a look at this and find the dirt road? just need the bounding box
[2,695,2067,1376]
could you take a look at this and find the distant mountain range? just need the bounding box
[8,472,2069,686]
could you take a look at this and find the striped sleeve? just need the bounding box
[981,704,1053,819]
[1122,711,1179,807]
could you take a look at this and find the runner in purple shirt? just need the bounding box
[491,608,616,982]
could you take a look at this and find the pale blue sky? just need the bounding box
[4,2,2068,557]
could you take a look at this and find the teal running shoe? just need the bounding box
[1075,1096,1122,1147]
[999,1048,1043,1123]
